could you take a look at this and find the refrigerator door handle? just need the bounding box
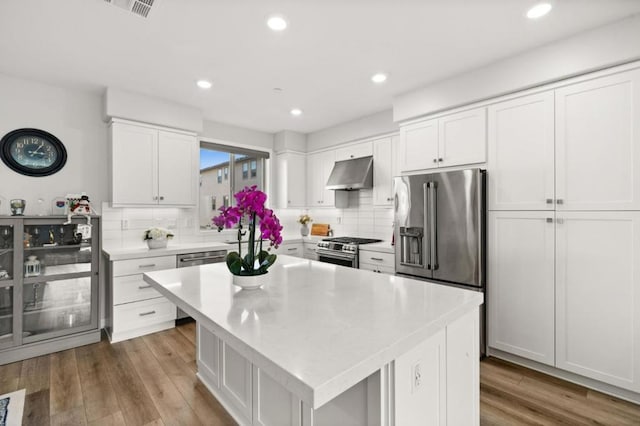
[428,181,439,270]
[423,183,431,270]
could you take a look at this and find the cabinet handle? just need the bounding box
[546,218,553,223]
[556,199,564,205]
[139,310,156,316]
[138,285,152,289]
[138,264,156,268]
[153,196,158,201]
[433,159,437,163]
[350,155,354,158]
[438,158,443,162]
[370,257,384,262]
[159,196,165,201]
[546,199,553,204]
[287,248,297,251]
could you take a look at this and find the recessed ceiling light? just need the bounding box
[196,79,212,89]
[371,73,388,84]
[290,108,303,116]
[526,3,552,19]
[267,15,288,31]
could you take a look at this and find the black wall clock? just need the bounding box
[0,128,67,177]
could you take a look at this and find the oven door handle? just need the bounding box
[315,250,357,260]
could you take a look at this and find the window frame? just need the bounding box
[198,137,272,234]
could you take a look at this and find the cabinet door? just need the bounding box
[306,152,323,206]
[373,137,394,206]
[555,211,640,392]
[320,150,336,207]
[488,92,555,210]
[555,69,640,210]
[335,141,373,161]
[399,119,439,172]
[438,107,487,168]
[276,152,306,208]
[488,211,555,366]
[111,122,158,205]
[253,367,301,426]
[158,130,197,206]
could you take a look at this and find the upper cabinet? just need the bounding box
[274,152,306,208]
[306,150,335,207]
[488,91,555,210]
[372,135,399,206]
[488,68,640,211]
[110,120,197,207]
[555,69,640,210]
[334,141,373,161]
[399,107,486,173]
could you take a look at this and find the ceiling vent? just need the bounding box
[103,0,155,19]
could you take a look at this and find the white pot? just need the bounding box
[232,273,268,290]
[147,238,168,249]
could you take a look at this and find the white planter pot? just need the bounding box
[232,273,268,290]
[147,238,168,249]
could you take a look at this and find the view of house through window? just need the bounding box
[199,142,268,229]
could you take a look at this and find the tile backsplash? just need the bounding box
[102,189,393,249]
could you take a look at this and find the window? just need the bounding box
[199,142,268,229]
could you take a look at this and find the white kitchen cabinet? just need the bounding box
[373,136,398,206]
[488,211,555,366]
[306,150,335,207]
[303,242,318,261]
[488,91,555,211]
[273,242,303,258]
[359,250,395,274]
[275,152,306,208]
[335,141,373,161]
[107,255,177,343]
[253,366,301,426]
[221,341,253,423]
[555,211,640,392]
[110,120,197,207]
[555,68,640,210]
[438,107,487,168]
[399,108,486,173]
[399,118,439,173]
[198,324,221,388]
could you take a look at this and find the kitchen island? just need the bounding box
[143,255,483,426]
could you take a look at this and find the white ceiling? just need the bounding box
[1,0,640,134]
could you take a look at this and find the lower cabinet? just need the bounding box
[273,242,304,258]
[107,255,177,343]
[358,250,395,274]
[303,242,318,261]
[488,210,640,393]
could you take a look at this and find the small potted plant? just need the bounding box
[213,186,283,289]
[143,227,174,249]
[298,214,312,236]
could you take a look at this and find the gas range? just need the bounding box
[316,236,382,268]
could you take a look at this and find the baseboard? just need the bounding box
[487,348,640,405]
[108,320,175,343]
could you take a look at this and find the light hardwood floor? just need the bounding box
[1,322,639,425]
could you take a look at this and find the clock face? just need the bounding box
[0,128,67,177]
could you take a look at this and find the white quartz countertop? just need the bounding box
[359,241,394,254]
[143,255,483,408]
[102,242,232,261]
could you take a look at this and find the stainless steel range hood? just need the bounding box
[325,156,373,190]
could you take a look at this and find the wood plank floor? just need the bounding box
[0,322,638,425]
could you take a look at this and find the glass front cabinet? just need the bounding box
[0,216,100,363]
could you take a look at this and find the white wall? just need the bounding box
[306,109,398,152]
[394,14,640,122]
[202,120,274,150]
[0,73,108,216]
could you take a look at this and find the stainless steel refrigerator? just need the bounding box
[394,168,485,289]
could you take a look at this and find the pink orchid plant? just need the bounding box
[212,186,283,276]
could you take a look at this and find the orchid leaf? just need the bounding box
[226,252,243,275]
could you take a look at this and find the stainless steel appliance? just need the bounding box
[316,237,382,268]
[176,250,227,320]
[394,168,485,288]
[326,156,374,190]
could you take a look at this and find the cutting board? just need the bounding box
[311,223,331,236]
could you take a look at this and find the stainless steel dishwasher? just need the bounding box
[176,250,227,320]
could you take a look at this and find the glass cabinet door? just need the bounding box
[21,219,97,343]
[0,221,15,349]
[0,223,14,283]
[0,286,12,348]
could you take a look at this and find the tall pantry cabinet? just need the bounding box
[487,66,640,393]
